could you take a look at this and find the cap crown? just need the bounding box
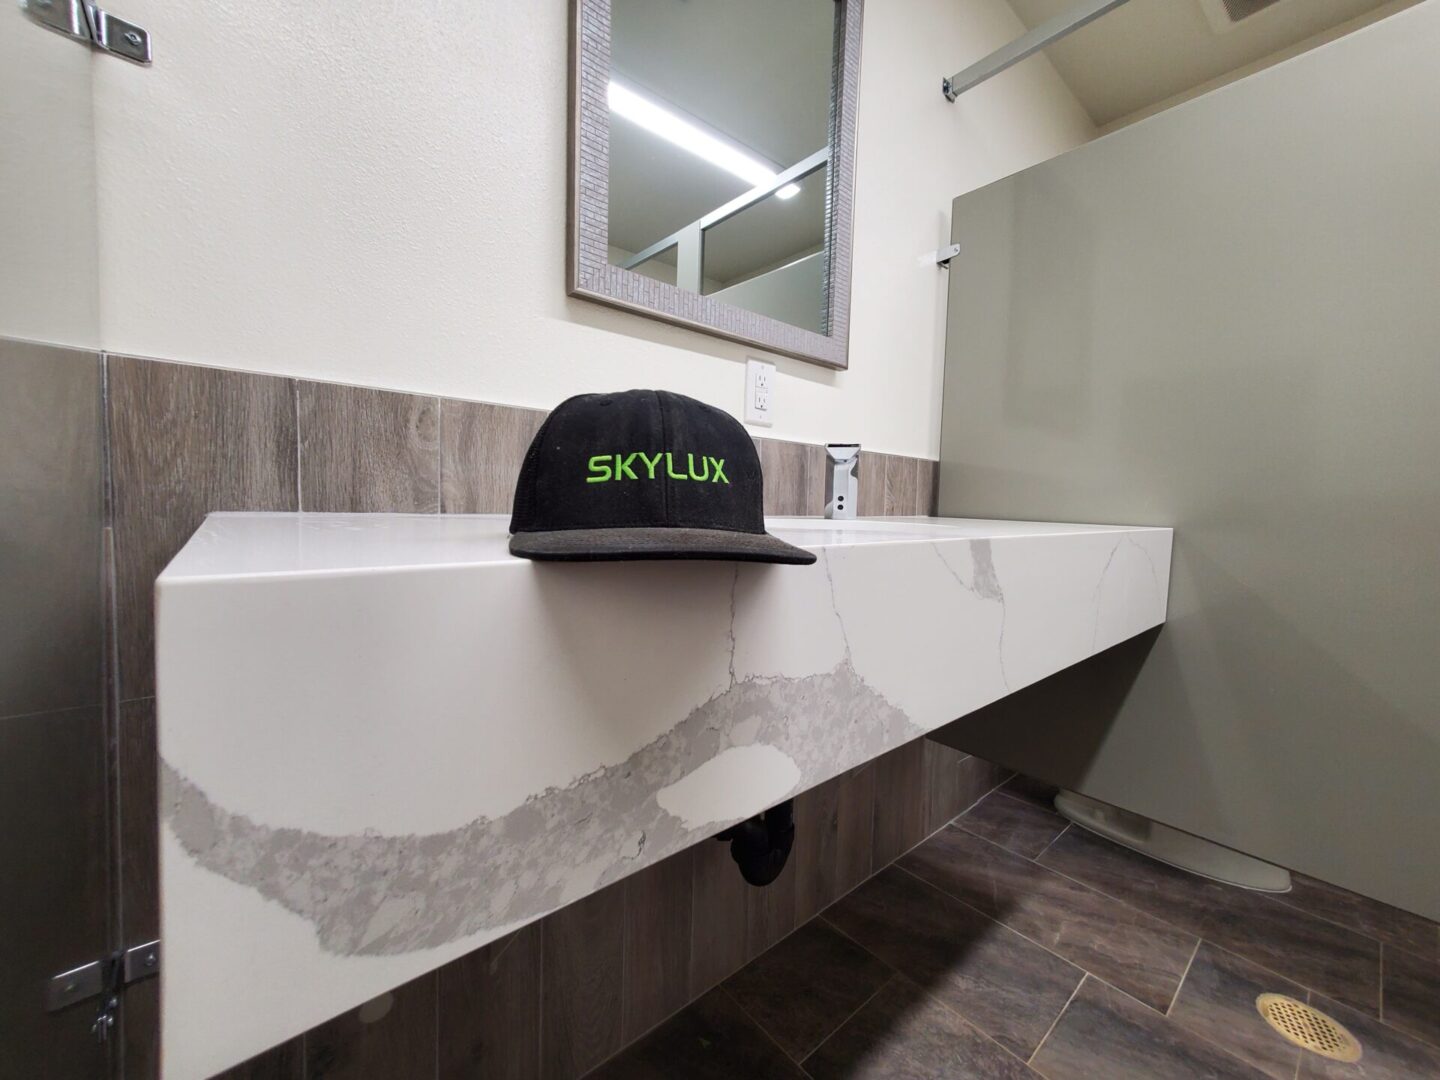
[509,390,766,536]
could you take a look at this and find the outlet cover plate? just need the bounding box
[745,358,775,426]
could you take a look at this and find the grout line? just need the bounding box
[1089,968,1290,1077]
[721,982,815,1067]
[1378,943,1385,1020]
[293,381,303,512]
[1259,885,1420,958]
[886,972,1040,1074]
[1028,974,1086,1067]
[891,861,1088,981]
[993,786,1065,817]
[1032,822,1072,863]
[794,973,896,1070]
[1166,938,1203,1017]
[98,350,128,1070]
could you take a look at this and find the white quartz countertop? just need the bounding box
[161,512,1159,578]
[156,512,1172,1078]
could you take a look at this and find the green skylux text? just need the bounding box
[587,452,729,484]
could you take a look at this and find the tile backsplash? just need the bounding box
[93,348,949,1078]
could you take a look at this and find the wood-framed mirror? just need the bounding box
[568,0,864,369]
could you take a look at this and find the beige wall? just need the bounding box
[86,0,1093,459]
[0,18,99,348]
[937,1,1440,919]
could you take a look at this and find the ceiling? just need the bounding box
[606,0,834,284]
[1008,0,1403,127]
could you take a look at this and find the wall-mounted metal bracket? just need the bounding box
[45,940,160,1013]
[934,243,962,268]
[942,0,1127,101]
[21,0,152,64]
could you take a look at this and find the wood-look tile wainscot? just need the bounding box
[296,382,440,514]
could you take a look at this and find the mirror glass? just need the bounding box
[605,0,837,332]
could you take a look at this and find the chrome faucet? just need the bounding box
[824,444,860,519]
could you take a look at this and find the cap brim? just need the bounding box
[509,526,816,565]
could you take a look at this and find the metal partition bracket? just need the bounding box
[942,0,1127,101]
[46,940,160,1013]
[934,243,962,268]
[21,0,152,64]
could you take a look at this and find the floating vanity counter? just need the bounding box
[156,513,1171,1077]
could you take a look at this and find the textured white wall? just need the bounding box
[90,1,1093,458]
[0,20,99,349]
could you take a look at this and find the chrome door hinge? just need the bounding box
[20,0,152,64]
[46,940,160,1014]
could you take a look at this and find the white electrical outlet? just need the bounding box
[745,357,775,426]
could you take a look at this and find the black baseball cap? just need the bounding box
[508,389,816,564]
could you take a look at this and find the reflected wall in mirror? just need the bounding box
[570,0,862,368]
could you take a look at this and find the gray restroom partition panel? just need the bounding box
[1,9,112,1077]
[935,1,1440,920]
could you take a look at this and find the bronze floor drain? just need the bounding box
[1256,993,1362,1062]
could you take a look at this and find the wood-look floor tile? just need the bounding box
[212,1037,305,1079]
[441,400,547,514]
[1276,874,1436,961]
[1381,945,1439,1047]
[1301,990,1440,1079]
[723,920,891,1061]
[297,380,439,513]
[793,777,842,926]
[804,975,1037,1079]
[835,763,876,896]
[438,923,541,1080]
[922,742,1007,834]
[1038,823,1226,935]
[902,826,1198,1012]
[588,988,806,1079]
[824,867,1082,1059]
[1001,773,1061,811]
[108,356,297,699]
[957,791,1068,860]
[883,455,919,516]
[623,851,692,1042]
[689,838,749,997]
[1203,888,1380,1018]
[1032,976,1269,1080]
[1167,943,1304,1080]
[541,884,625,1079]
[306,972,437,1079]
[872,740,928,868]
[1041,826,1384,1017]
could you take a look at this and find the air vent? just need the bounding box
[1199,0,1288,33]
